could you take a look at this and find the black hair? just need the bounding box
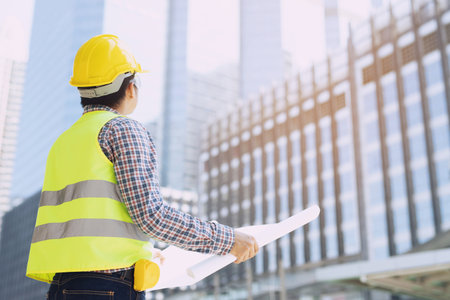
[80,73,135,109]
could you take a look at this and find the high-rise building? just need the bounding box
[323,0,372,53]
[11,0,163,200]
[191,0,450,298]
[240,0,284,99]
[0,58,26,216]
[160,1,240,191]
[160,0,189,190]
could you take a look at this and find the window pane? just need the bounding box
[428,92,447,119]
[363,91,378,114]
[382,80,398,106]
[388,142,404,167]
[406,101,423,127]
[403,71,420,97]
[424,60,443,87]
[413,167,430,195]
[409,133,427,161]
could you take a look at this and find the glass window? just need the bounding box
[255,251,264,274]
[416,200,434,230]
[267,173,275,193]
[393,206,410,234]
[291,138,301,159]
[369,180,385,205]
[310,238,321,262]
[340,171,354,193]
[363,91,378,114]
[266,150,274,167]
[322,151,333,171]
[244,159,250,178]
[373,245,389,259]
[295,230,304,265]
[403,71,420,97]
[342,201,356,221]
[307,158,317,177]
[409,133,427,161]
[255,178,262,197]
[364,120,380,144]
[279,143,287,163]
[406,101,423,127]
[293,163,302,184]
[385,111,401,135]
[321,125,332,144]
[424,60,443,87]
[440,193,450,227]
[268,243,277,272]
[413,166,430,195]
[280,192,289,216]
[326,234,338,258]
[308,183,318,205]
[382,80,398,106]
[293,186,302,211]
[279,167,287,188]
[428,92,447,119]
[388,142,404,168]
[267,195,275,219]
[281,236,291,268]
[325,205,336,228]
[344,228,359,254]
[371,214,387,238]
[396,238,412,254]
[254,199,262,224]
[436,160,449,188]
[366,149,382,173]
[432,125,450,153]
[337,118,351,138]
[339,143,352,165]
[391,173,407,200]
[254,156,262,174]
[306,130,316,152]
[324,177,335,199]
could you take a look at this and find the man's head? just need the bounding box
[70,34,146,114]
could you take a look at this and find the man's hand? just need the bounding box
[229,230,259,264]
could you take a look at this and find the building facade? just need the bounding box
[240,0,284,100]
[195,0,450,298]
[0,58,25,216]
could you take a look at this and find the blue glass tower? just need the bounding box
[11,0,105,198]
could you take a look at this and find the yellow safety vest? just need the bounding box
[26,110,153,283]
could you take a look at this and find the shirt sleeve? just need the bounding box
[98,117,235,255]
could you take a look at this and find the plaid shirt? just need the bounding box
[83,105,235,273]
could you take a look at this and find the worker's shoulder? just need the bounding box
[106,116,148,133]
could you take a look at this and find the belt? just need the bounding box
[113,268,134,282]
[53,268,135,284]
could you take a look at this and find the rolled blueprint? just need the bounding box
[148,205,320,291]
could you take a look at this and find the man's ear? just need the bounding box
[125,82,135,99]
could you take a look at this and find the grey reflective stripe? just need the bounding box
[40,180,121,206]
[32,219,150,243]
[78,72,132,98]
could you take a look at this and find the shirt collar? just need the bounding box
[83,104,120,115]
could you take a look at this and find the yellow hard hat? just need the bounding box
[70,34,146,88]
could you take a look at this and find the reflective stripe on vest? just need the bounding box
[26,111,154,283]
[32,218,149,243]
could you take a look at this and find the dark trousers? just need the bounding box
[47,269,145,300]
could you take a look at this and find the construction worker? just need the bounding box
[26,34,259,299]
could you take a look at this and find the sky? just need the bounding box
[0,0,377,123]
